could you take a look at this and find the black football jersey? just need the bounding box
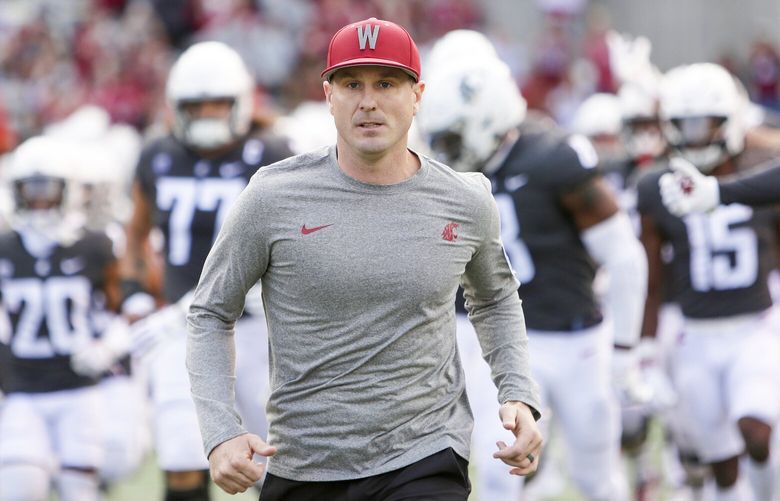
[636,168,777,318]
[0,230,115,393]
[135,132,292,303]
[486,124,603,331]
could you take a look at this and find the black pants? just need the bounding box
[259,448,471,501]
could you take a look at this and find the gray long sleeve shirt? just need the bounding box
[186,146,541,482]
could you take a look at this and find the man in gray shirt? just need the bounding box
[187,17,542,500]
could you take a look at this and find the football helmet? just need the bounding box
[571,93,625,164]
[424,29,499,77]
[618,83,666,163]
[659,63,747,172]
[274,100,336,155]
[166,41,254,150]
[4,136,72,235]
[417,57,526,172]
[68,142,133,229]
[43,104,111,140]
[571,93,623,138]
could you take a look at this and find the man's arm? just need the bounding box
[461,175,543,474]
[461,179,541,415]
[186,176,273,493]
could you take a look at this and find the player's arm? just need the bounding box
[120,180,160,307]
[561,177,648,349]
[70,237,132,377]
[745,124,780,151]
[103,257,123,313]
[718,163,780,206]
[638,213,664,340]
[560,176,620,229]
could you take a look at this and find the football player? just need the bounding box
[417,42,648,500]
[121,41,292,501]
[637,62,780,501]
[44,131,152,487]
[0,136,119,501]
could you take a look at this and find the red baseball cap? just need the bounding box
[321,17,421,81]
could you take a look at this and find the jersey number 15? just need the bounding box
[684,204,758,292]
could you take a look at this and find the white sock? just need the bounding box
[57,468,100,501]
[744,458,775,501]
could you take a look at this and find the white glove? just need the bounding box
[612,347,653,407]
[71,317,132,377]
[635,338,677,411]
[659,157,720,216]
[129,291,193,358]
[121,291,157,320]
[130,303,186,357]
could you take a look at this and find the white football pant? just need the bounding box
[0,386,104,500]
[674,309,780,463]
[147,313,270,471]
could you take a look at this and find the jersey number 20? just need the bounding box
[1,276,92,358]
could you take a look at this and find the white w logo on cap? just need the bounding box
[356,24,380,50]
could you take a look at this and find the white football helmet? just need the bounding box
[69,142,133,229]
[273,100,336,155]
[417,57,527,172]
[571,93,623,138]
[166,41,254,150]
[659,63,747,172]
[4,136,73,236]
[618,83,666,162]
[571,93,625,164]
[43,104,111,140]
[424,29,499,77]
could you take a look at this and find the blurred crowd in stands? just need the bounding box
[1,0,779,155]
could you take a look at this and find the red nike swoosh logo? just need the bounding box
[301,224,333,235]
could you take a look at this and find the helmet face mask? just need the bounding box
[663,116,729,173]
[428,128,470,171]
[11,175,67,235]
[667,116,727,146]
[14,176,66,211]
[176,97,237,150]
[622,117,666,162]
